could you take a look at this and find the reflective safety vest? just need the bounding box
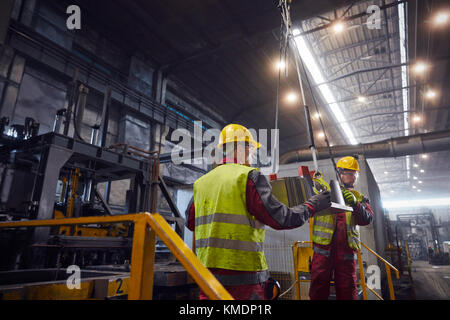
[193,163,267,271]
[312,189,364,250]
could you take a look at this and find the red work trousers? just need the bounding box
[309,215,358,300]
[309,244,357,300]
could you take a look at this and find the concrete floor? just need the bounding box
[411,260,450,300]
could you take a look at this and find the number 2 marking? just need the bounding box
[116,278,123,294]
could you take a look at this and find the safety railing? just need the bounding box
[292,240,400,300]
[359,242,399,300]
[0,213,233,300]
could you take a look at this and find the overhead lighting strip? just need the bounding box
[398,1,411,179]
[292,34,358,145]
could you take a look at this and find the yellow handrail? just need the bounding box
[359,242,399,300]
[360,242,400,279]
[293,240,400,300]
[0,213,233,300]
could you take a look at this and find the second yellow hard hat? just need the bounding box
[336,156,360,172]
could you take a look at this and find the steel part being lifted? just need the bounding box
[279,129,450,164]
[269,166,352,216]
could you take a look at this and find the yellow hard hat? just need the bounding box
[217,124,261,149]
[336,156,360,172]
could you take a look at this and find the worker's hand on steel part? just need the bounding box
[305,190,331,213]
[342,189,357,206]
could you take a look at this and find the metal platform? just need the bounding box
[86,262,193,287]
[0,268,129,300]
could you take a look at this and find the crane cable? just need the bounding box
[289,29,343,185]
[272,0,291,173]
[275,1,342,185]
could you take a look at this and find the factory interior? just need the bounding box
[0,0,449,303]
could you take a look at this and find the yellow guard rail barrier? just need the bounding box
[0,213,233,300]
[293,241,400,300]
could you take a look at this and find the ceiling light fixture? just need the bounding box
[292,28,301,36]
[332,21,345,33]
[421,154,428,159]
[434,12,449,25]
[276,60,286,71]
[412,62,428,74]
[425,90,437,99]
[420,169,425,173]
[357,96,367,103]
[286,92,298,103]
[413,115,421,122]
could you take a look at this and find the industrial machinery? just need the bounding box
[0,77,191,299]
[391,213,450,266]
[381,212,450,299]
[0,125,180,269]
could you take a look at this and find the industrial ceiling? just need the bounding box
[61,0,450,201]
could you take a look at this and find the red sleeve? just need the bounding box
[352,200,374,226]
[186,198,195,231]
[246,178,284,229]
[304,203,315,215]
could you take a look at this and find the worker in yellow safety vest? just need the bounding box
[309,156,374,300]
[186,124,331,300]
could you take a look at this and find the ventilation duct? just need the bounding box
[279,129,450,164]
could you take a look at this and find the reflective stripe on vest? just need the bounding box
[313,230,333,240]
[193,163,267,271]
[313,246,331,257]
[314,220,334,229]
[195,212,265,230]
[213,270,270,286]
[195,237,264,252]
[344,253,357,261]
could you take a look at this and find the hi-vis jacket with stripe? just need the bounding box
[186,159,314,284]
[312,189,373,251]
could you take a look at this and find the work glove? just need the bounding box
[305,191,331,213]
[342,189,357,206]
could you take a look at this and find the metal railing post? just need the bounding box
[129,217,156,300]
[357,249,368,300]
[385,263,395,300]
[292,243,301,300]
